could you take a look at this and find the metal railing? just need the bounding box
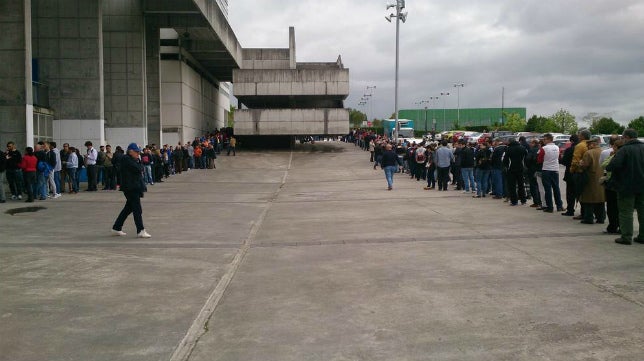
[32,81,50,108]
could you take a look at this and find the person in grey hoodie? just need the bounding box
[435,140,454,191]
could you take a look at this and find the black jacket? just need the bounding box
[490,145,506,170]
[460,147,475,168]
[381,150,401,167]
[606,140,644,196]
[475,148,492,170]
[6,149,22,170]
[503,141,527,173]
[0,151,6,172]
[119,155,145,196]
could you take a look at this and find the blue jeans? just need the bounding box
[67,168,79,192]
[37,171,48,199]
[491,168,504,197]
[144,165,153,184]
[384,165,397,188]
[476,169,490,196]
[462,167,474,192]
[541,170,563,209]
[54,171,61,194]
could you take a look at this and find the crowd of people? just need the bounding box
[357,128,644,246]
[0,133,237,203]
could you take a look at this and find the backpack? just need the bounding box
[37,160,51,176]
[415,149,426,163]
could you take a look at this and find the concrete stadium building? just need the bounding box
[0,0,349,150]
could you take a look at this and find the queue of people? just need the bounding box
[361,128,644,246]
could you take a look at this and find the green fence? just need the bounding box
[399,108,526,132]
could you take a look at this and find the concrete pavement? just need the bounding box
[1,142,643,361]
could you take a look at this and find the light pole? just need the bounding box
[366,85,376,122]
[453,83,464,126]
[385,1,408,142]
[415,100,429,132]
[440,92,450,131]
[429,96,439,132]
[362,93,372,121]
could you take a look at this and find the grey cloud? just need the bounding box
[230,0,644,124]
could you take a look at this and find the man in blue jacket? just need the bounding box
[111,143,151,238]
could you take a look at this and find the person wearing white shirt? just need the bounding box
[84,141,98,191]
[537,133,564,212]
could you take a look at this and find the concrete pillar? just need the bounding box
[33,0,105,148]
[145,18,161,146]
[0,0,33,149]
[288,26,296,70]
[102,0,146,148]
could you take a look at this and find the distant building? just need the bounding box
[399,107,527,132]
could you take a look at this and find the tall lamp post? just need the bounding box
[385,1,408,142]
[366,85,376,122]
[440,92,450,131]
[415,100,429,132]
[429,96,439,132]
[453,83,464,126]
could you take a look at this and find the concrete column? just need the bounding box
[0,0,33,149]
[33,0,105,148]
[102,0,146,148]
[145,17,161,146]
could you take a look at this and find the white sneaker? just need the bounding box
[53,193,61,199]
[137,230,151,238]
[111,229,127,236]
[11,195,17,200]
[17,195,22,200]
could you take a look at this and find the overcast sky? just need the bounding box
[229,0,644,125]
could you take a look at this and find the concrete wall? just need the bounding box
[233,69,350,97]
[53,118,104,149]
[234,108,349,136]
[32,0,104,148]
[102,0,146,141]
[0,0,32,149]
[161,60,221,142]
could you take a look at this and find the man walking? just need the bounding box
[381,144,401,190]
[112,143,151,238]
[538,134,564,213]
[606,129,644,245]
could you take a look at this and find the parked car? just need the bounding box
[555,140,572,160]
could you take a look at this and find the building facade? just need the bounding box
[0,0,239,150]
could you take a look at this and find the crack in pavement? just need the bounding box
[168,151,293,361]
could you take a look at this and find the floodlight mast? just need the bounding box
[385,0,407,143]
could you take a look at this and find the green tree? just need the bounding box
[349,108,367,128]
[504,112,527,132]
[372,119,383,127]
[589,117,625,135]
[550,109,578,134]
[227,105,235,127]
[525,115,559,133]
[627,116,644,136]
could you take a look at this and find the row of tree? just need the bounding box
[351,107,644,137]
[505,110,644,136]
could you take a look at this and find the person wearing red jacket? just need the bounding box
[19,147,38,202]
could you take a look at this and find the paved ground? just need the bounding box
[1,141,643,361]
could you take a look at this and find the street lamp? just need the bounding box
[429,96,439,132]
[415,100,429,132]
[362,93,372,121]
[385,0,408,142]
[366,85,376,122]
[440,92,450,131]
[453,83,464,126]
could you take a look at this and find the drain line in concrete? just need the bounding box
[169,151,293,361]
